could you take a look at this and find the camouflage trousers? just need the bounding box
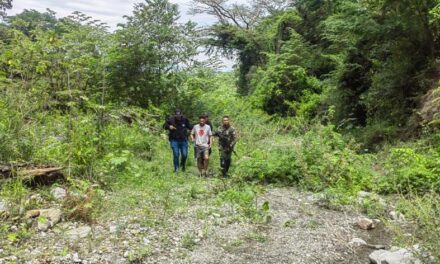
[219,149,233,177]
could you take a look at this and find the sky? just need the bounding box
[9,0,243,70]
[9,0,220,29]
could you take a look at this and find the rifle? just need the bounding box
[230,141,238,157]
[218,134,238,157]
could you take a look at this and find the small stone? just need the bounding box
[72,252,82,263]
[36,208,62,231]
[40,208,62,224]
[51,187,67,200]
[0,199,9,216]
[358,191,372,198]
[389,211,405,221]
[0,199,8,209]
[357,217,375,230]
[67,226,92,240]
[37,220,51,232]
[18,207,25,215]
[25,209,40,219]
[109,225,118,233]
[349,238,367,246]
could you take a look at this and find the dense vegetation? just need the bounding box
[0,0,439,260]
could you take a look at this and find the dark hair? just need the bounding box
[201,112,209,117]
[174,109,182,115]
[223,115,230,119]
[199,115,206,119]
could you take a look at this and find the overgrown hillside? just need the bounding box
[0,0,439,263]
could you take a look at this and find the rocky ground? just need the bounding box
[1,179,425,264]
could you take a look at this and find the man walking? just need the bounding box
[163,110,193,173]
[191,116,213,177]
[195,112,213,158]
[214,116,237,177]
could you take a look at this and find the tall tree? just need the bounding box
[191,0,271,94]
[107,0,199,106]
[0,0,12,19]
[6,9,58,36]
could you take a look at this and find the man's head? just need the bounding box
[222,116,230,127]
[174,109,183,120]
[201,112,209,121]
[199,115,206,126]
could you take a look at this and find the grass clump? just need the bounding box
[388,193,440,261]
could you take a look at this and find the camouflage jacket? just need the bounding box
[214,125,237,150]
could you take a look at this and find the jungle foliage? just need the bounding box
[0,0,439,258]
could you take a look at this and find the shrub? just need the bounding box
[377,148,440,195]
[234,122,374,193]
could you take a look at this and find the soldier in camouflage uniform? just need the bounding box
[214,116,237,177]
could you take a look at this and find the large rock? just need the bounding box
[51,187,67,200]
[369,248,421,264]
[67,226,92,240]
[36,208,62,231]
[357,217,376,230]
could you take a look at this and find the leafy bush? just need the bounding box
[234,122,374,193]
[377,148,440,195]
[217,185,270,223]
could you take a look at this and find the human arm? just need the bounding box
[209,135,214,148]
[190,126,196,143]
[208,127,213,148]
[230,128,237,148]
[163,118,176,130]
[186,118,193,131]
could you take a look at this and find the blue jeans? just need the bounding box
[170,140,188,172]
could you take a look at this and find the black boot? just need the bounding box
[181,158,186,172]
[220,158,228,177]
[224,159,231,177]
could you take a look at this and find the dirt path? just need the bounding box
[147,188,390,264]
[1,184,391,264]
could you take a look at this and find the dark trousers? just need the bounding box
[170,140,188,172]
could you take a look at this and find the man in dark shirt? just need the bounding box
[163,110,193,173]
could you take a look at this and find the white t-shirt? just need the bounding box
[192,124,212,147]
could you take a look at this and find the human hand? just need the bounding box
[169,125,176,130]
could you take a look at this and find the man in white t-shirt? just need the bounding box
[191,115,213,177]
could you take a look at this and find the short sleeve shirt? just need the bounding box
[192,124,212,147]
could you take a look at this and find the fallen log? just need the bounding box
[19,167,65,187]
[0,165,12,179]
[0,165,65,187]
